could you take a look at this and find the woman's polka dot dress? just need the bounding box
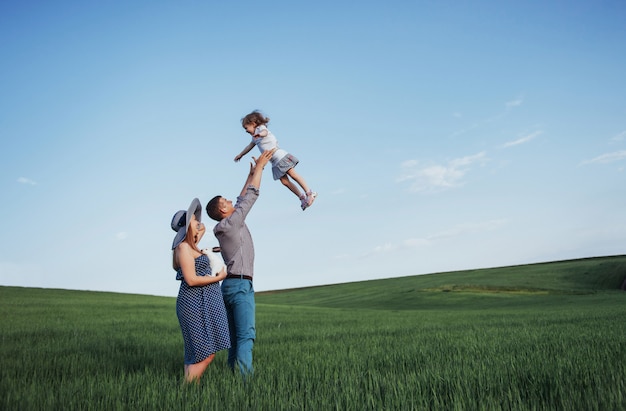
[176,254,230,364]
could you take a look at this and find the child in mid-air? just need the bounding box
[235,111,317,210]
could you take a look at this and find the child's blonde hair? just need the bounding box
[241,110,269,128]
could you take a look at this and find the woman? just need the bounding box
[171,198,230,382]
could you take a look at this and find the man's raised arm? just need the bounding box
[239,148,275,197]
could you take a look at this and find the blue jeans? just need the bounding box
[221,278,255,377]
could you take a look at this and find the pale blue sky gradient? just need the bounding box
[2,1,625,296]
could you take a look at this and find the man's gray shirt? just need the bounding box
[214,186,259,278]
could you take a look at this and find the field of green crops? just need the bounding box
[1,256,625,410]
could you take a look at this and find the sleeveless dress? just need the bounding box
[176,254,231,364]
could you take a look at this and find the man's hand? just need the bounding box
[251,148,275,171]
[247,148,276,190]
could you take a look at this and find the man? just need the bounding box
[205,149,274,377]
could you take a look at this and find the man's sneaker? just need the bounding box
[300,196,309,211]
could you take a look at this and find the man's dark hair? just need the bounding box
[206,195,223,221]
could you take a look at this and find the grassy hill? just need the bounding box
[256,255,626,310]
[1,255,625,410]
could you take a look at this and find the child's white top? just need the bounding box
[252,125,288,165]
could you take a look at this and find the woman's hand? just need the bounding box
[216,267,228,281]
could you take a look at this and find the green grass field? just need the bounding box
[1,256,625,410]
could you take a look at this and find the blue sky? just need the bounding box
[1,1,625,297]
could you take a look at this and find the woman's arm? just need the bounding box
[178,244,227,286]
[234,142,255,162]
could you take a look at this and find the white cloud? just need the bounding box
[17,177,37,185]
[403,238,430,247]
[357,243,396,259]
[116,232,128,240]
[580,150,626,165]
[611,130,626,143]
[398,152,487,192]
[373,243,395,253]
[400,159,418,168]
[364,219,506,256]
[449,96,521,138]
[450,152,487,167]
[427,219,507,241]
[502,130,542,148]
[505,97,523,108]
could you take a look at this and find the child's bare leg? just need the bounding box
[286,168,310,194]
[287,168,316,208]
[280,175,303,198]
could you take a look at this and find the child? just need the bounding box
[234,110,317,210]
